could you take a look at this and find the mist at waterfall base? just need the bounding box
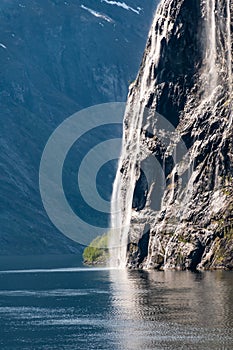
[0,266,232,350]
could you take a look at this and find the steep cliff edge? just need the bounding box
[112,0,233,270]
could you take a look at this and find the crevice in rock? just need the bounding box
[189,241,205,270]
[138,229,150,265]
[132,169,148,211]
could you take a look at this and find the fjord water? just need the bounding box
[0,263,232,349]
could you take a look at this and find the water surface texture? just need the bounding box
[0,268,232,349]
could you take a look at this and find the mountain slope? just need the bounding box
[0,0,158,254]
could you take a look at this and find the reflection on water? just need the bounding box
[109,270,233,349]
[0,265,232,350]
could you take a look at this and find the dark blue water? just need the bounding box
[0,259,232,349]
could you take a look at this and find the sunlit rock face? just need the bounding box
[113,0,233,270]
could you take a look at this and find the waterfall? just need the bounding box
[192,0,233,189]
[109,101,144,267]
[204,0,232,100]
[204,0,218,96]
[109,162,125,267]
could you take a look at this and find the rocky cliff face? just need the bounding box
[112,0,233,270]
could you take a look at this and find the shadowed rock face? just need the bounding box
[0,0,158,254]
[115,0,233,270]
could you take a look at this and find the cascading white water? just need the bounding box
[109,101,144,267]
[204,0,218,96]
[203,0,232,101]
[109,161,125,267]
